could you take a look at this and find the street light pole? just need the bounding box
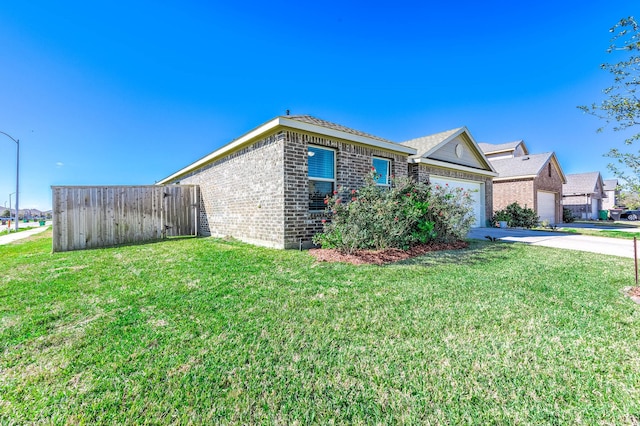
[0,131,19,232]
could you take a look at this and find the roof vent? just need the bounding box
[522,156,530,160]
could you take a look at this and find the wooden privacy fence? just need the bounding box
[52,185,199,252]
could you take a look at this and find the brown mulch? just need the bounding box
[308,241,469,265]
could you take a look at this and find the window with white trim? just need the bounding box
[308,146,335,210]
[372,157,391,186]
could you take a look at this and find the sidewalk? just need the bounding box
[0,224,51,246]
[468,227,638,259]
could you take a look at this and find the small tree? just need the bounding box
[1,209,9,218]
[618,190,640,209]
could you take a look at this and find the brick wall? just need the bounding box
[492,160,564,222]
[533,162,564,222]
[410,163,494,226]
[169,128,411,249]
[283,130,409,249]
[493,179,535,212]
[174,132,287,248]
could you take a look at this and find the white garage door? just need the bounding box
[591,198,599,220]
[429,176,484,228]
[537,191,556,224]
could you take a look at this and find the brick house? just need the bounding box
[479,141,566,224]
[562,172,606,219]
[158,115,495,248]
[401,127,497,227]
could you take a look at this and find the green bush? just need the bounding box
[492,202,539,228]
[563,207,575,223]
[312,172,475,253]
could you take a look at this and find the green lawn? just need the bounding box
[559,227,640,240]
[1,230,639,424]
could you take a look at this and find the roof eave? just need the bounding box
[493,175,538,181]
[483,148,515,156]
[278,117,416,155]
[411,157,498,177]
[158,117,417,184]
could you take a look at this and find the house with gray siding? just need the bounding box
[602,179,619,210]
[158,115,495,248]
[562,172,606,219]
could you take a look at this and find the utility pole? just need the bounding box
[0,131,19,232]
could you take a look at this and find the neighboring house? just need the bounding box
[158,115,495,249]
[401,127,497,228]
[479,141,566,224]
[479,140,529,160]
[562,172,606,220]
[602,179,619,210]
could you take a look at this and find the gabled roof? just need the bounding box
[400,126,497,176]
[158,115,416,184]
[603,179,619,191]
[490,152,566,182]
[563,172,604,196]
[478,140,529,155]
[401,127,463,157]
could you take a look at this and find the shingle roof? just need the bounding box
[478,141,526,154]
[563,172,602,195]
[399,127,463,157]
[603,179,618,191]
[490,152,553,179]
[286,115,393,143]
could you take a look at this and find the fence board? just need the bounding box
[52,185,198,252]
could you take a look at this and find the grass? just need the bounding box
[558,226,640,240]
[1,225,40,235]
[1,230,640,424]
[531,221,640,240]
[569,229,640,240]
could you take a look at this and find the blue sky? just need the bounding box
[0,1,636,210]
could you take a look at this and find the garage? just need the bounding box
[537,191,556,224]
[429,176,484,228]
[590,198,599,220]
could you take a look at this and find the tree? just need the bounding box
[618,189,640,209]
[579,17,640,192]
[1,209,9,218]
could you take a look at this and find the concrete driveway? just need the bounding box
[467,227,638,259]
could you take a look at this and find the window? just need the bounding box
[308,146,335,210]
[548,163,552,177]
[372,157,391,185]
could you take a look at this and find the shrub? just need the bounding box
[563,207,575,223]
[312,172,475,253]
[492,202,539,228]
[492,210,510,224]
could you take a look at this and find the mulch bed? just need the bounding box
[308,241,469,265]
